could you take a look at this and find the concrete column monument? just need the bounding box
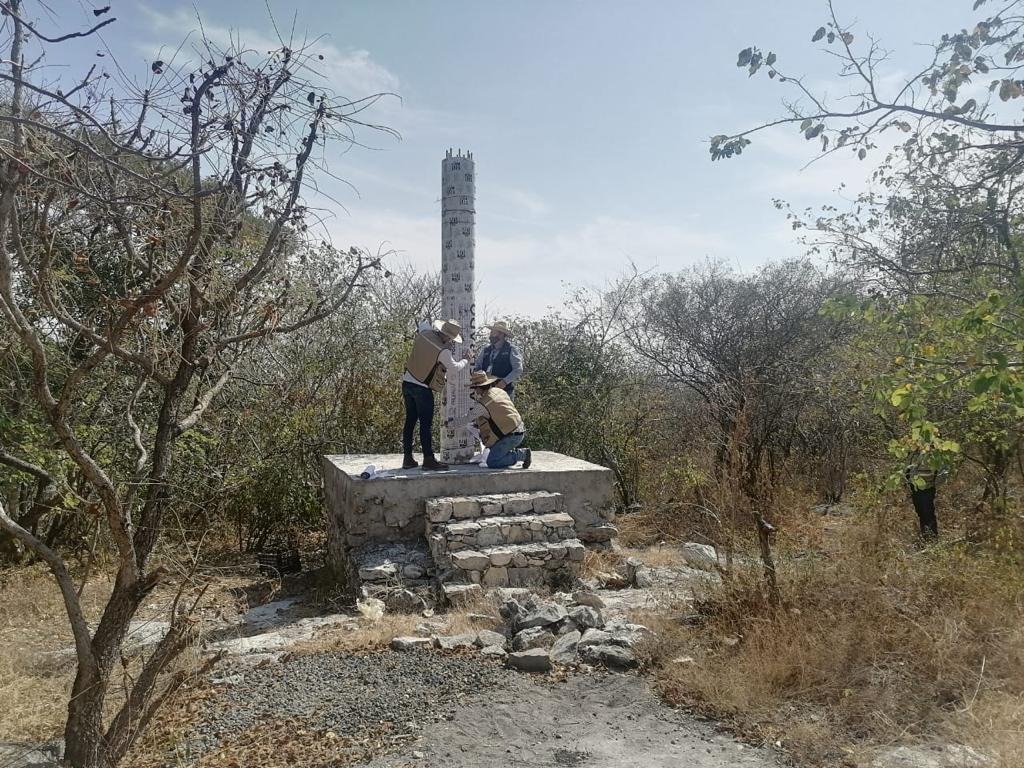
[322,149,618,597]
[440,149,476,464]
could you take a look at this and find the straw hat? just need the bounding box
[431,319,463,343]
[485,320,514,339]
[470,370,499,388]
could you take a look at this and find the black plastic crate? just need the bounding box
[256,548,301,576]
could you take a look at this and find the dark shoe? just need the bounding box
[402,455,419,469]
[521,449,532,469]
[422,455,449,471]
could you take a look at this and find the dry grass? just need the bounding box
[0,560,257,744]
[619,544,686,568]
[289,591,505,656]
[0,564,115,741]
[579,546,626,580]
[289,612,424,655]
[136,713,399,768]
[190,718,398,767]
[441,592,505,633]
[638,512,1024,767]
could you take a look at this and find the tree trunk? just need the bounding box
[64,578,142,768]
[64,667,110,768]
[754,513,781,606]
[981,445,1009,514]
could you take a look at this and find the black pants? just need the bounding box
[402,382,435,456]
[910,487,938,538]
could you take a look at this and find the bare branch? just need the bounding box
[0,448,54,484]
[0,3,116,42]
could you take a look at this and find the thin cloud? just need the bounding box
[322,205,739,316]
[136,5,400,99]
[489,187,549,218]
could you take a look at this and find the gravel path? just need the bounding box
[186,649,525,760]
[359,668,780,768]
[173,648,780,768]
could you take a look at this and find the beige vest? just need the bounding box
[405,330,447,390]
[475,388,523,447]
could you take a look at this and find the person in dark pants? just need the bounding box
[402,383,436,466]
[474,320,523,400]
[905,461,939,539]
[402,319,468,470]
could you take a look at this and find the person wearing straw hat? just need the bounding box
[402,319,469,471]
[454,369,532,469]
[474,320,524,400]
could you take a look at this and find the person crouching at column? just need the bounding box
[402,319,469,471]
[466,370,532,469]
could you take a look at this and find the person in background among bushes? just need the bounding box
[904,452,940,540]
[474,320,524,400]
[402,319,469,471]
[450,370,532,469]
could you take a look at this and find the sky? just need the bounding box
[49,0,975,317]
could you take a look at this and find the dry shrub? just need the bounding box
[442,592,505,633]
[579,546,627,580]
[619,442,828,556]
[644,517,1024,766]
[617,497,718,549]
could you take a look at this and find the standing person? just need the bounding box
[402,319,468,471]
[454,370,532,469]
[474,320,524,400]
[905,454,939,539]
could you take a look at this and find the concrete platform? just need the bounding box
[323,452,617,588]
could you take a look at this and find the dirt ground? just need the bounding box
[0,550,783,768]
[15,538,1007,768]
[359,671,779,768]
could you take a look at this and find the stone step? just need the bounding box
[425,491,563,524]
[429,512,577,563]
[445,539,585,588]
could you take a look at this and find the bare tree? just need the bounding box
[624,260,847,498]
[0,3,391,765]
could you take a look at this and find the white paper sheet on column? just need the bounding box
[440,149,476,464]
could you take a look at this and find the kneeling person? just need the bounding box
[467,370,532,469]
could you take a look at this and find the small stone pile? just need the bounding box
[352,542,437,612]
[355,541,434,584]
[391,592,651,674]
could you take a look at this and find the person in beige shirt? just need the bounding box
[450,370,532,469]
[402,319,469,470]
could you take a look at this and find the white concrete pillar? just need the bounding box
[440,149,476,464]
